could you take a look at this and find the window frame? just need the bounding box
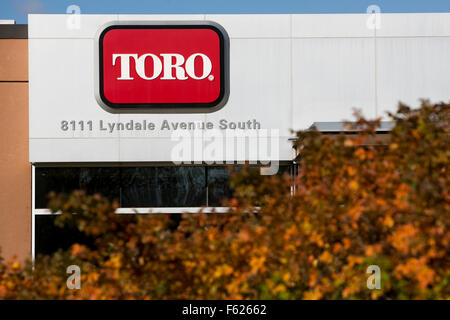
[31,162,294,259]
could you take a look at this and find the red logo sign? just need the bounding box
[95,22,229,113]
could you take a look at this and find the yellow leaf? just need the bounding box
[319,251,333,264]
[249,256,266,273]
[383,216,395,228]
[349,180,359,191]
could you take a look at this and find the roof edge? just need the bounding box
[0,24,28,39]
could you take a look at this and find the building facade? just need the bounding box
[1,13,450,260]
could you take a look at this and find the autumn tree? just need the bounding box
[0,101,448,299]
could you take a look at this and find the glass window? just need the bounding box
[120,166,206,207]
[207,166,235,206]
[35,215,93,256]
[33,164,294,256]
[35,164,294,209]
[35,167,120,208]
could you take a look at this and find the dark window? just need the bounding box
[207,166,234,206]
[35,215,93,256]
[35,164,294,209]
[35,167,120,208]
[34,164,294,255]
[121,167,206,207]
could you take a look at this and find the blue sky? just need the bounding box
[2,0,450,24]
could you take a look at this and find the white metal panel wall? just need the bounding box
[29,13,450,163]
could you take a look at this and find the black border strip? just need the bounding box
[96,22,230,113]
[0,24,28,39]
